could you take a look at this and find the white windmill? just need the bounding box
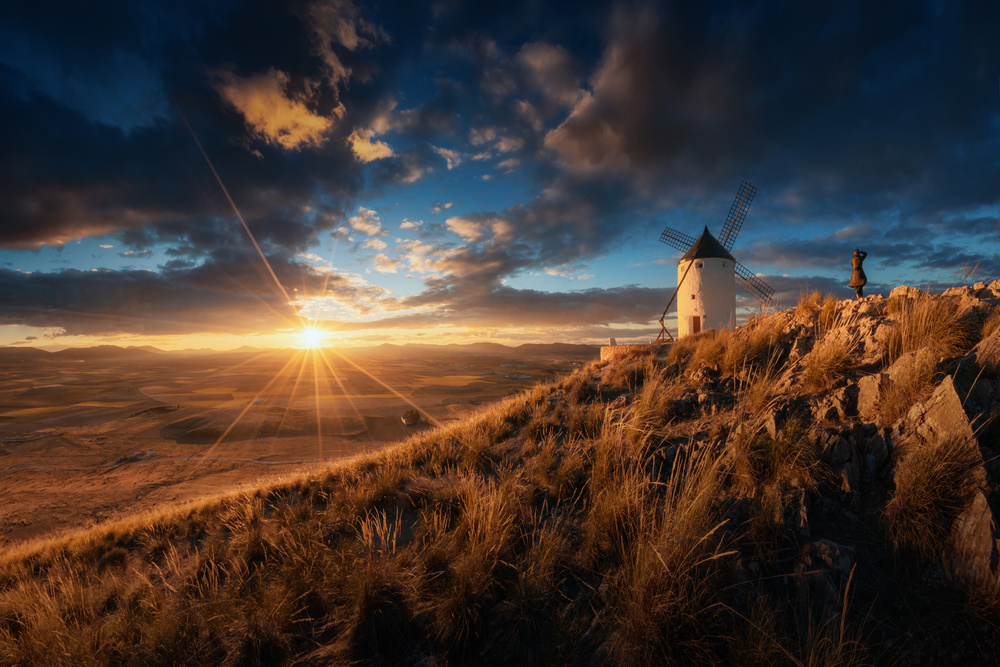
[655,181,774,341]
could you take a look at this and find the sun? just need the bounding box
[297,326,327,349]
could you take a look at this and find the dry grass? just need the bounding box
[722,317,784,376]
[883,294,975,364]
[602,444,736,663]
[797,290,824,323]
[803,335,857,392]
[981,308,1000,342]
[883,433,983,560]
[877,351,937,427]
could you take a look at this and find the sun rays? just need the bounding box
[296,325,328,349]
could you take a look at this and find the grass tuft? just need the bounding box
[883,433,983,560]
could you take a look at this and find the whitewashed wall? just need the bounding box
[676,257,736,337]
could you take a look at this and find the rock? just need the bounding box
[945,491,1000,587]
[892,375,976,447]
[832,384,859,418]
[812,538,856,576]
[861,431,889,475]
[892,375,1000,587]
[857,373,887,422]
[840,455,861,509]
[953,352,996,419]
[886,347,937,386]
[788,335,811,363]
[889,285,927,300]
[972,326,1000,371]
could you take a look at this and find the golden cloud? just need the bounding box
[348,128,394,162]
[215,68,337,149]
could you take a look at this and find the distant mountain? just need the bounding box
[49,345,161,361]
[0,346,52,363]
[352,341,598,361]
[129,345,167,354]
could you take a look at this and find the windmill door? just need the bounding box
[691,316,701,334]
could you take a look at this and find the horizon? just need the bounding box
[1,1,997,350]
[0,339,602,354]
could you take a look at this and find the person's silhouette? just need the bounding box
[849,249,868,299]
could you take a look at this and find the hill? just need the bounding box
[2,283,1000,664]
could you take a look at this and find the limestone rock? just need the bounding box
[892,374,975,447]
[889,285,926,300]
[857,373,887,423]
[945,491,1000,587]
[891,375,1000,587]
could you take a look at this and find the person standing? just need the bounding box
[849,249,868,299]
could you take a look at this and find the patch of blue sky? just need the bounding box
[0,237,163,273]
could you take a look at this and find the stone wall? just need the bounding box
[599,344,653,362]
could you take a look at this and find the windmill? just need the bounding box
[655,181,774,342]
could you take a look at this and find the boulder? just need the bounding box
[892,375,975,447]
[857,373,887,423]
[892,375,1000,587]
[945,491,1000,588]
[889,285,927,300]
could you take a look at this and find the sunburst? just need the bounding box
[297,325,327,349]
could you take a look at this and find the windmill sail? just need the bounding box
[734,260,774,305]
[718,180,757,251]
[659,227,697,252]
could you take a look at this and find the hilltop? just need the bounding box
[2,283,1000,665]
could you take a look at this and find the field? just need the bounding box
[0,343,595,544]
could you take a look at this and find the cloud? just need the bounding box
[99,244,113,249]
[363,238,387,250]
[348,128,394,162]
[372,253,400,273]
[399,219,423,229]
[445,216,484,242]
[497,157,521,171]
[348,207,387,235]
[516,42,584,110]
[433,146,462,169]
[299,0,386,85]
[495,136,524,153]
[214,68,338,150]
[430,202,453,214]
[469,127,497,146]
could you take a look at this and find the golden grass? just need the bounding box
[877,352,937,427]
[883,433,983,560]
[803,335,857,392]
[883,294,975,364]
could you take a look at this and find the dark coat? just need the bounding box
[849,251,867,288]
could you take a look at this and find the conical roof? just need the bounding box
[680,226,736,262]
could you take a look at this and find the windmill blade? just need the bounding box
[659,227,697,253]
[734,260,774,305]
[718,180,757,251]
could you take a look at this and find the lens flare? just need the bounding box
[297,326,326,349]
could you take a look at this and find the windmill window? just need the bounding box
[722,262,727,267]
[696,262,704,268]
[691,294,696,299]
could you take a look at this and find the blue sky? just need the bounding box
[0,0,998,349]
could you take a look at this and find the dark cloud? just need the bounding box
[323,283,667,331]
[0,249,388,336]
[0,0,997,342]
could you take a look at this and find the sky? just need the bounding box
[0,0,998,350]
